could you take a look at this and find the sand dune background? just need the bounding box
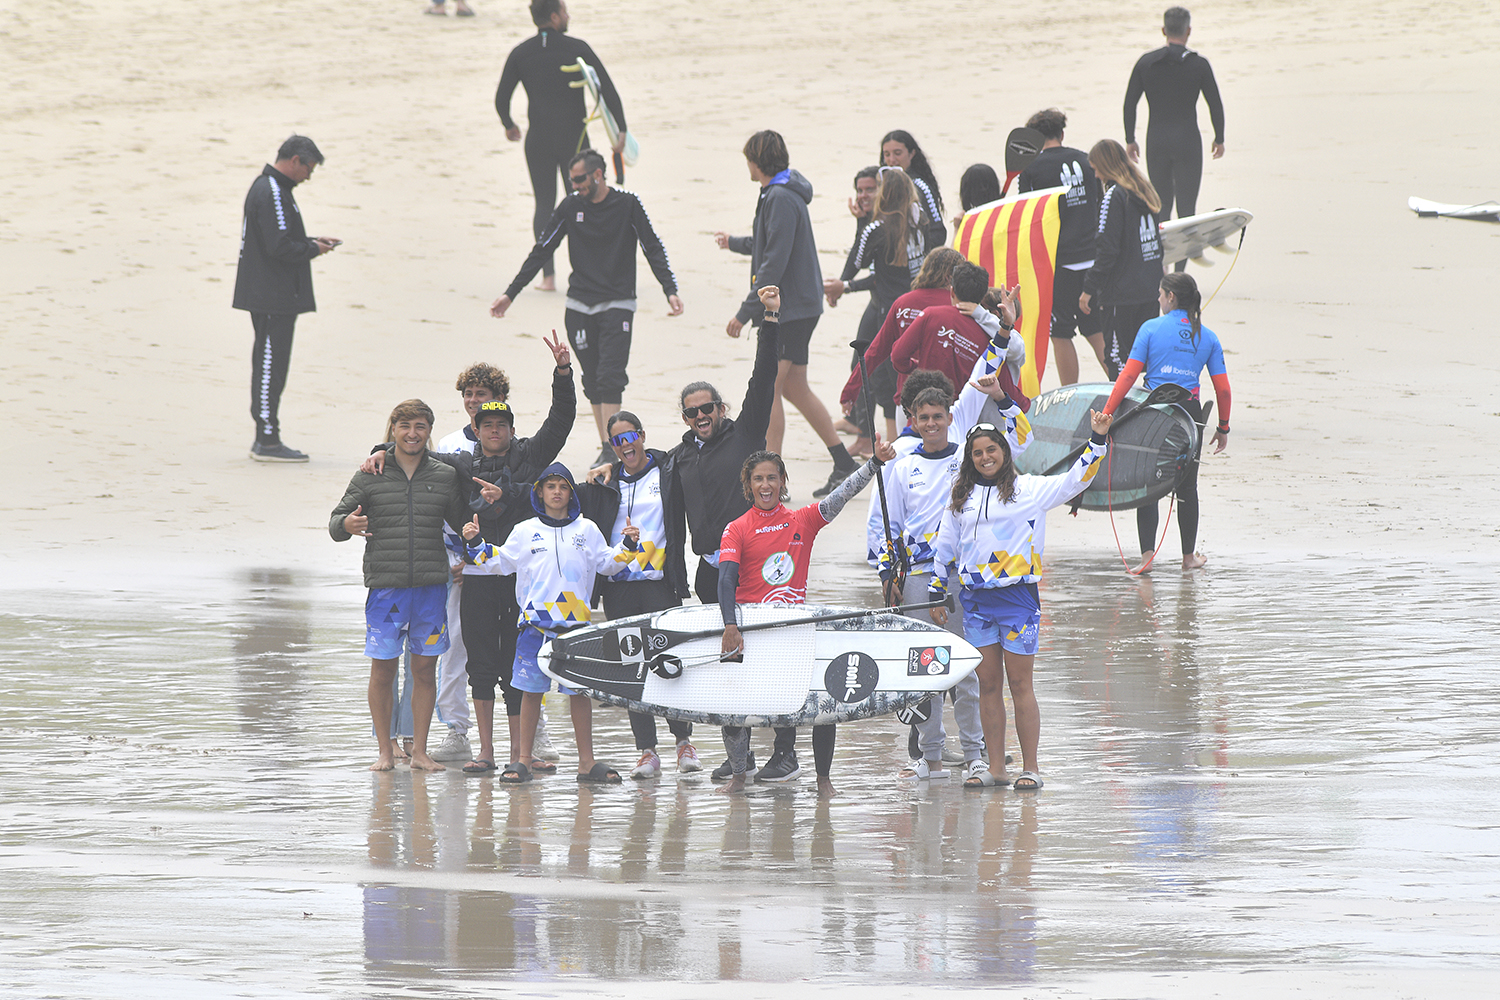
[4,0,1497,577]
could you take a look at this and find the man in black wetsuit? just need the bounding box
[496,0,627,291]
[490,149,683,466]
[1123,6,1225,268]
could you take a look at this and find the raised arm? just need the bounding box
[1030,411,1113,510]
[817,441,896,523]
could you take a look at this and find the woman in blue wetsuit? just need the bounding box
[1102,272,1232,574]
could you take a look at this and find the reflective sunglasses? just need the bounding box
[681,402,718,419]
[609,429,643,447]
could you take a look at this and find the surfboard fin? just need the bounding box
[1210,241,1236,255]
[1189,255,1213,267]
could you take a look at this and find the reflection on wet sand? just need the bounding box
[2,554,1499,993]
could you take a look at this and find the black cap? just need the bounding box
[474,400,515,427]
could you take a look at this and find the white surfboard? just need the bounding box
[565,58,639,167]
[538,603,980,728]
[1408,196,1500,221]
[1159,208,1253,266]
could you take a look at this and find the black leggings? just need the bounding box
[1137,397,1203,555]
[602,578,693,750]
[1146,126,1202,272]
[526,129,588,278]
[459,573,523,717]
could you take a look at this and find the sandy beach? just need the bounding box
[4,0,1499,994]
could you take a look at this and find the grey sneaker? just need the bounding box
[429,729,472,762]
[755,749,801,783]
[811,465,858,499]
[594,443,615,468]
[250,440,310,463]
[711,751,755,781]
[533,706,560,761]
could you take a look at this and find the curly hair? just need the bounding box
[900,369,955,414]
[454,362,509,400]
[740,450,790,504]
[950,427,1016,511]
[912,247,966,290]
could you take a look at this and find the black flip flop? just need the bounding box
[498,761,532,784]
[462,758,495,775]
[577,761,621,784]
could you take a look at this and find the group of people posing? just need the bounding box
[309,2,1236,790]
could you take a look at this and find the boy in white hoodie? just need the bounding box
[461,462,639,784]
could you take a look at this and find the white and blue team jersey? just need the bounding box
[606,464,667,583]
[867,342,1032,570]
[467,516,632,628]
[928,436,1107,597]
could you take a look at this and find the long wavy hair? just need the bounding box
[912,246,966,290]
[873,168,917,267]
[1089,138,1161,215]
[949,427,1016,511]
[740,450,790,504]
[880,129,943,213]
[1160,271,1203,345]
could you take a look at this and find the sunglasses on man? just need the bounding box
[681,402,719,419]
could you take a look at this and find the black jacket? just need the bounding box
[668,321,779,559]
[233,165,320,315]
[1083,184,1164,306]
[1019,146,1102,268]
[373,368,577,547]
[577,447,688,599]
[504,187,677,307]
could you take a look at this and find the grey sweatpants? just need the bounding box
[905,572,985,762]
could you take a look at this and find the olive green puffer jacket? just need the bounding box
[329,454,471,589]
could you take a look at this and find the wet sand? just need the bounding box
[5,0,1500,994]
[3,554,1498,996]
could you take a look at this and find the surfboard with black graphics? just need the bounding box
[538,603,981,728]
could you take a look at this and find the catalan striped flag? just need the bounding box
[952,186,1066,398]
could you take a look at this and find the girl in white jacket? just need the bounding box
[928,409,1112,790]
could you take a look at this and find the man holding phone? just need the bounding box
[233,134,341,462]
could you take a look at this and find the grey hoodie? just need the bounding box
[728,169,825,325]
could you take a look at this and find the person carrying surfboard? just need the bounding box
[927,408,1113,791]
[577,411,702,778]
[716,437,898,797]
[1102,271,1230,574]
[460,463,640,785]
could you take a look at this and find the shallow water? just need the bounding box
[2,554,1498,996]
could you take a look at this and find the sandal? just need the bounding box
[462,758,496,775]
[899,758,949,780]
[1012,770,1044,791]
[498,761,532,784]
[527,757,557,775]
[962,759,998,789]
[577,761,621,784]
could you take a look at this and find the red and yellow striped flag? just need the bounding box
[953,186,1065,398]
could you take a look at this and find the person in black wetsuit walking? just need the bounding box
[496,0,628,290]
[1123,6,1225,270]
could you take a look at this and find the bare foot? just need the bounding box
[369,754,396,772]
[534,276,557,292]
[848,437,873,460]
[835,418,861,436]
[409,752,446,772]
[1132,550,1155,575]
[718,774,746,795]
[816,775,837,798]
[390,739,410,761]
[454,0,473,12]
[1182,552,1208,570]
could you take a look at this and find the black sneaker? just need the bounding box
[755,749,801,783]
[812,465,858,499]
[250,441,310,463]
[711,752,755,781]
[594,442,615,468]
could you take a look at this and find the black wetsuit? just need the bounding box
[496,29,626,279]
[1123,43,1225,223]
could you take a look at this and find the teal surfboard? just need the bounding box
[1014,382,1203,511]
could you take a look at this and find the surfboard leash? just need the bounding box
[1201,226,1246,313]
[1104,442,1177,575]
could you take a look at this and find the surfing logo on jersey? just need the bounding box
[825,651,878,703]
[761,551,794,586]
[907,645,951,676]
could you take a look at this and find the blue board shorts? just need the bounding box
[512,624,578,695]
[365,585,450,660]
[960,584,1041,655]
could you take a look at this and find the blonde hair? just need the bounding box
[1088,139,1162,215]
[874,169,918,267]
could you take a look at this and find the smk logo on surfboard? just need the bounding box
[825,651,878,703]
[907,645,951,676]
[761,552,794,586]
